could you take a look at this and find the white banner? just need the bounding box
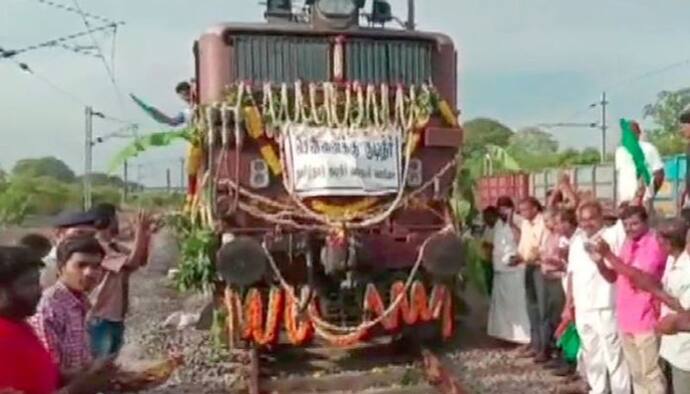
[284,125,402,197]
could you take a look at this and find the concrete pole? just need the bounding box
[84,106,93,210]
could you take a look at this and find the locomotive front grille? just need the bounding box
[345,39,432,85]
[231,34,433,85]
[233,35,331,82]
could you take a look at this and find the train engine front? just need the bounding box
[192,0,464,347]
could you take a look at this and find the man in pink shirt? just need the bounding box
[594,205,667,394]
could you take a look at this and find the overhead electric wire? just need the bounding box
[6,58,87,106]
[603,56,690,93]
[29,0,115,24]
[0,22,121,59]
[6,59,138,126]
[55,43,100,58]
[70,0,127,115]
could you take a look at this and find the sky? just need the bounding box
[2,0,690,186]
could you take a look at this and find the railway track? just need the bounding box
[232,338,467,394]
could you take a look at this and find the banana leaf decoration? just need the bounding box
[107,129,192,173]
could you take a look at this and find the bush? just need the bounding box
[126,192,184,211]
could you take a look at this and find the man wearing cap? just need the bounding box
[40,211,99,290]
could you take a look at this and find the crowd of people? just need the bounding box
[482,111,690,393]
[0,204,155,394]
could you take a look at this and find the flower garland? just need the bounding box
[363,281,453,337]
[233,82,435,131]
[205,82,456,223]
[309,197,380,220]
[224,281,454,348]
[240,287,284,346]
[283,286,314,345]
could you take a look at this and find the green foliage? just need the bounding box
[463,118,514,152]
[643,88,690,155]
[508,127,559,156]
[128,192,185,211]
[461,237,489,296]
[8,176,75,215]
[0,178,31,228]
[13,156,76,183]
[76,172,142,190]
[166,214,218,293]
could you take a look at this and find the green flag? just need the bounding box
[107,129,192,173]
[619,119,651,185]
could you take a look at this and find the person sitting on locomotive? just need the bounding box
[129,80,196,127]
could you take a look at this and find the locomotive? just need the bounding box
[189,0,464,347]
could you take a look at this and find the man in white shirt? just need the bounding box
[562,201,630,394]
[132,81,194,127]
[656,219,690,394]
[515,197,546,358]
[487,197,531,345]
[615,121,664,206]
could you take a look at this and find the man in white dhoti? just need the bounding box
[487,196,531,344]
[562,201,630,394]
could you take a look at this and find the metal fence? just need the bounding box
[529,154,687,217]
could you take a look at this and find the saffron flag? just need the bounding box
[619,118,651,185]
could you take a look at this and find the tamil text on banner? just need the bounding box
[284,126,403,197]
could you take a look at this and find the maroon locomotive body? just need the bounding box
[191,1,464,346]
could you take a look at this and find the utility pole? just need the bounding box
[600,91,608,163]
[179,157,185,191]
[83,106,104,210]
[166,168,171,193]
[122,159,129,203]
[84,106,93,210]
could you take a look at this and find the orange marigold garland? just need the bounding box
[227,281,453,347]
[283,287,315,346]
[241,287,284,346]
[363,281,454,338]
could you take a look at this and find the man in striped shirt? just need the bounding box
[31,236,108,376]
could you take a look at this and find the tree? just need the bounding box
[12,157,76,183]
[462,118,514,153]
[643,87,690,155]
[508,127,559,156]
[573,147,601,165]
[506,127,560,170]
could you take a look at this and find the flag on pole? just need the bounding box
[619,118,651,186]
[130,93,173,125]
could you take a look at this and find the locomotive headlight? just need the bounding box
[315,0,357,17]
[311,0,361,29]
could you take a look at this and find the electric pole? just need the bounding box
[179,157,185,191]
[84,106,93,210]
[122,160,129,203]
[83,106,104,210]
[600,91,608,163]
[166,168,171,193]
